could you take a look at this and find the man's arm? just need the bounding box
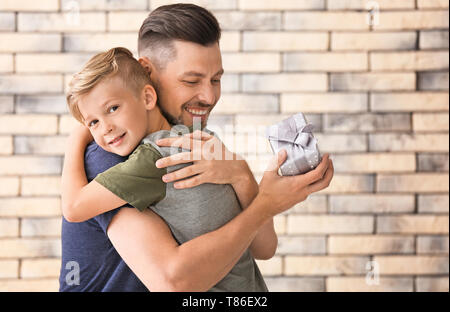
[108,150,333,291]
[155,131,278,259]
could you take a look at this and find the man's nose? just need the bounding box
[197,85,216,105]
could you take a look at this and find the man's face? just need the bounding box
[149,41,223,128]
[77,76,150,156]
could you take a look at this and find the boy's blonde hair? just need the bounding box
[67,47,152,123]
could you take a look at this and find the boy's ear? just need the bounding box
[143,85,157,110]
[138,57,154,77]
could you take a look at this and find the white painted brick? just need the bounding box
[0,96,14,113]
[281,93,368,113]
[377,173,449,193]
[285,52,368,72]
[332,32,417,51]
[413,113,449,132]
[0,33,61,53]
[63,33,137,52]
[0,260,18,278]
[239,0,325,10]
[285,256,370,275]
[330,194,415,214]
[108,12,150,31]
[0,177,19,196]
[327,277,413,292]
[419,72,449,91]
[0,198,61,217]
[324,174,375,194]
[369,134,449,152]
[371,92,449,112]
[21,176,61,196]
[331,73,416,91]
[215,12,281,30]
[0,278,59,292]
[61,0,147,11]
[0,13,15,31]
[220,32,240,52]
[416,277,449,292]
[150,0,237,10]
[0,75,62,94]
[265,277,324,292]
[14,136,67,155]
[284,12,368,30]
[370,51,449,71]
[0,54,13,73]
[418,195,449,213]
[21,218,62,237]
[332,153,416,173]
[417,0,449,8]
[243,74,327,92]
[223,53,280,73]
[18,13,106,32]
[373,11,449,30]
[287,215,374,234]
[327,0,415,9]
[0,156,62,176]
[215,94,278,114]
[243,32,328,51]
[0,115,58,135]
[0,0,59,11]
[0,136,13,155]
[16,53,93,73]
[420,31,449,49]
[315,134,367,153]
[21,258,61,278]
[0,218,19,237]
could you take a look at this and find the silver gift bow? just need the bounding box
[266,113,321,176]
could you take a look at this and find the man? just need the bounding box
[59,4,334,291]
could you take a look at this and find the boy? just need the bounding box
[62,47,274,291]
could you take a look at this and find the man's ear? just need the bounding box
[143,85,157,110]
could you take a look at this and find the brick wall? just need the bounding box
[0,0,448,292]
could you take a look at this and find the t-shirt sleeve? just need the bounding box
[94,144,167,212]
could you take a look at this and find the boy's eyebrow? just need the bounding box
[180,68,224,78]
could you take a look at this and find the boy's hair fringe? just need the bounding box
[67,47,151,123]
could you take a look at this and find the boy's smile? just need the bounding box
[77,76,152,156]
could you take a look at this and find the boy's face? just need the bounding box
[77,76,150,156]
[144,41,223,128]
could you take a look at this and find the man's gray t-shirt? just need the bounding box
[95,126,268,292]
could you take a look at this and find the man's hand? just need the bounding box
[154,130,249,189]
[257,150,334,218]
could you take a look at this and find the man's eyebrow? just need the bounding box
[181,69,224,78]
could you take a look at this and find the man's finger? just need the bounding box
[305,159,334,195]
[265,149,287,173]
[185,130,213,141]
[155,152,195,168]
[162,164,202,183]
[301,154,330,185]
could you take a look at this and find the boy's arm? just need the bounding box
[61,125,126,222]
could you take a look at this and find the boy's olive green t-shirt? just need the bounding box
[94,128,268,292]
[95,143,166,212]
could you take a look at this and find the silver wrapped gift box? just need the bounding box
[266,113,322,176]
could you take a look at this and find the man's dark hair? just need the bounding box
[138,3,221,70]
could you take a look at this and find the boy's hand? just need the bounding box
[256,150,334,217]
[68,124,94,146]
[154,130,250,189]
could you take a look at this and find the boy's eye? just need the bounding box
[88,120,98,127]
[108,105,119,113]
